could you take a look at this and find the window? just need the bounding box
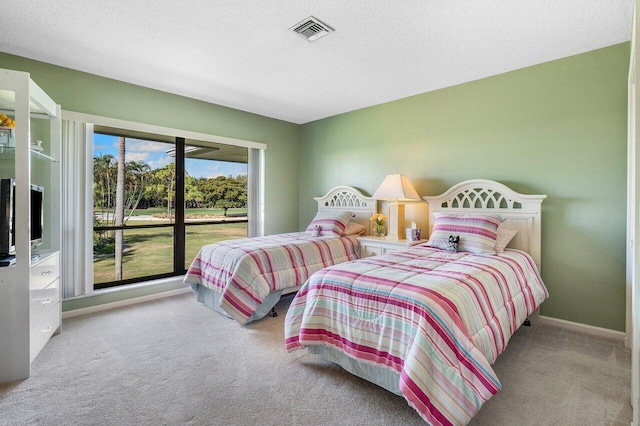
[61,113,265,299]
[90,126,252,289]
[182,142,249,271]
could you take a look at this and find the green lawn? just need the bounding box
[93,221,247,284]
[105,207,248,217]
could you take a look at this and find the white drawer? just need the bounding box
[30,278,60,330]
[30,302,60,363]
[381,247,399,254]
[30,252,59,292]
[361,245,383,258]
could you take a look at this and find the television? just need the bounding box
[0,179,15,256]
[30,183,44,250]
[0,178,44,257]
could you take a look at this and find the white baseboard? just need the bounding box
[539,315,625,342]
[62,287,191,319]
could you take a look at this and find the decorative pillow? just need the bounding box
[426,213,504,254]
[305,211,352,237]
[342,222,366,236]
[494,228,518,253]
[446,235,459,252]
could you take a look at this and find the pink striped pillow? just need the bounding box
[426,214,505,254]
[305,211,352,237]
[494,227,518,253]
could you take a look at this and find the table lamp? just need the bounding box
[372,173,420,240]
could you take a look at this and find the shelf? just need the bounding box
[0,91,51,117]
[31,149,56,162]
[0,146,58,162]
[0,79,58,118]
[0,69,62,383]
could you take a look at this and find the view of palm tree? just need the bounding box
[93,133,248,287]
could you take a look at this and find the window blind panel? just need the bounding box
[61,119,93,299]
[247,148,265,238]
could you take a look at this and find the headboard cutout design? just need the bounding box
[314,185,375,235]
[440,187,524,210]
[423,179,546,270]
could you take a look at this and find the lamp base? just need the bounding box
[387,202,405,240]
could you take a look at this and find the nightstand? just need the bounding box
[357,236,428,258]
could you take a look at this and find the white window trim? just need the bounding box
[84,123,95,296]
[62,110,267,150]
[61,110,266,299]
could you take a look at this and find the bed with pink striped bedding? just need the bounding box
[184,232,360,324]
[285,245,548,425]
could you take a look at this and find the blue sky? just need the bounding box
[93,133,247,178]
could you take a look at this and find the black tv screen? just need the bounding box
[0,178,15,256]
[0,179,44,256]
[30,184,43,249]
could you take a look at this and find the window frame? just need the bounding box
[61,111,265,297]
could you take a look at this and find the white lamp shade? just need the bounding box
[372,173,420,201]
[372,174,420,240]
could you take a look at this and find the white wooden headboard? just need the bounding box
[315,186,375,235]
[423,179,547,270]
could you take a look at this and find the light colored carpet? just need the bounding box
[0,293,631,426]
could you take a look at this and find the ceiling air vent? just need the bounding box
[289,16,334,42]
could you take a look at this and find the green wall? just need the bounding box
[0,52,301,311]
[0,52,301,237]
[299,43,630,332]
[1,43,630,330]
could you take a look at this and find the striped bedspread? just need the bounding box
[184,232,360,325]
[285,246,548,425]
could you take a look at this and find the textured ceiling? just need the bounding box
[0,1,633,124]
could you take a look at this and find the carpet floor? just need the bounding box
[0,293,631,425]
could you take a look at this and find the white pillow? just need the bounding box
[494,228,518,253]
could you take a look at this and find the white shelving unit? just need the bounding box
[0,68,61,383]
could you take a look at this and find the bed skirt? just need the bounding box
[307,345,402,397]
[190,283,285,323]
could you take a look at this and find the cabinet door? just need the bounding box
[30,253,59,292]
[29,278,60,330]
[29,303,60,363]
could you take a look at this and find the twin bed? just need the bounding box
[183,186,375,324]
[185,179,548,425]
